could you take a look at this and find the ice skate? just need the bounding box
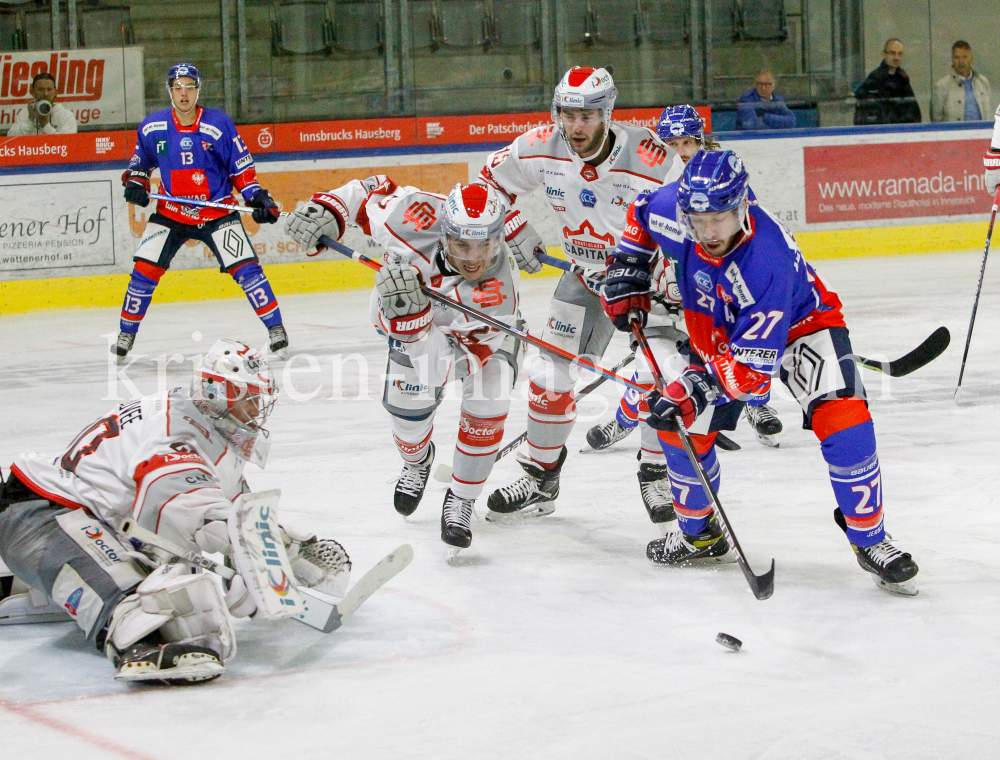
[394,442,435,517]
[637,463,677,534]
[486,446,566,523]
[441,489,475,562]
[745,403,781,448]
[833,508,919,595]
[268,324,289,360]
[112,331,134,363]
[646,516,730,565]
[112,638,224,684]
[585,418,633,450]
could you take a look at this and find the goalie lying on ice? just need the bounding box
[0,338,350,684]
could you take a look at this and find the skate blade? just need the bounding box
[874,576,918,596]
[443,545,465,564]
[433,464,453,483]
[115,661,224,683]
[269,347,289,361]
[484,502,556,524]
[754,431,780,448]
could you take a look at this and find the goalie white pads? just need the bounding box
[227,489,305,621]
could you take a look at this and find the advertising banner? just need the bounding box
[803,140,992,224]
[0,47,145,129]
[0,179,116,272]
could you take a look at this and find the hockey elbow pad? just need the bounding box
[985,149,1000,196]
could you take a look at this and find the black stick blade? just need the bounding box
[746,559,776,600]
[857,327,951,377]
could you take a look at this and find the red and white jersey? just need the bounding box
[10,390,246,552]
[317,175,521,384]
[479,122,683,271]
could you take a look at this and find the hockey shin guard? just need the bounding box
[390,416,434,464]
[659,432,720,535]
[615,371,646,430]
[119,262,165,335]
[231,261,283,329]
[813,400,884,547]
[451,412,507,499]
[526,381,575,468]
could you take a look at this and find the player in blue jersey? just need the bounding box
[113,63,288,361]
[586,104,784,458]
[601,150,919,595]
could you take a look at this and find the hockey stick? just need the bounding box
[433,351,637,482]
[320,236,649,395]
[118,517,413,634]
[955,185,1000,397]
[629,318,775,601]
[148,192,291,217]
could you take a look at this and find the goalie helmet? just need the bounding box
[191,338,277,466]
[440,183,506,277]
[676,150,752,243]
[551,67,617,157]
[656,105,705,144]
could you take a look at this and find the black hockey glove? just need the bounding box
[601,249,653,331]
[645,366,718,432]
[121,168,150,208]
[249,188,281,224]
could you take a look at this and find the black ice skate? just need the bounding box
[637,463,677,532]
[268,324,289,359]
[745,403,782,448]
[113,639,223,684]
[394,442,435,517]
[485,446,566,523]
[112,331,134,362]
[646,516,730,565]
[441,488,475,561]
[834,508,919,595]
[585,418,634,450]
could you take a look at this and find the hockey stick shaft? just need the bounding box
[148,192,291,217]
[118,517,236,579]
[956,185,1000,393]
[629,318,775,601]
[321,235,648,394]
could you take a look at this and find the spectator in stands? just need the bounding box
[6,73,77,136]
[932,41,991,122]
[854,38,921,125]
[737,70,796,130]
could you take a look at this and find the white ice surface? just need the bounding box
[1,251,999,760]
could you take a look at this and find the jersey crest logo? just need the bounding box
[155,139,167,155]
[202,140,213,152]
[402,201,437,231]
[525,125,555,146]
[180,136,194,150]
[192,171,207,186]
[580,164,598,182]
[472,278,507,308]
[637,138,667,167]
[694,270,712,292]
[579,188,597,208]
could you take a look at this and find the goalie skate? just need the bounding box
[114,640,224,684]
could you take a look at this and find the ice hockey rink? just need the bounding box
[1,249,998,760]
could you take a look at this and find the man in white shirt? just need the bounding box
[6,72,78,136]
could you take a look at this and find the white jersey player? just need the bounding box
[477,66,682,521]
[0,339,349,684]
[985,103,1000,196]
[285,178,522,556]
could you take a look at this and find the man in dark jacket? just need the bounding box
[855,38,921,124]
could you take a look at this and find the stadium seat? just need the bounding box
[331,0,383,53]
[732,0,787,42]
[271,0,333,55]
[80,5,134,47]
[565,0,643,47]
[643,0,688,45]
[0,10,23,52]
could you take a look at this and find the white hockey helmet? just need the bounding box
[192,339,277,463]
[551,67,617,153]
[440,183,506,278]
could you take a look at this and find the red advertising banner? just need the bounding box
[273,117,417,152]
[0,130,129,167]
[804,140,991,223]
[417,111,549,146]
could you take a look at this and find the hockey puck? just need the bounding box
[716,632,742,651]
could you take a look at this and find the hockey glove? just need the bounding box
[985,149,1000,196]
[602,249,653,331]
[285,193,345,253]
[281,524,353,599]
[645,366,718,432]
[249,188,281,224]
[121,168,150,208]
[376,263,432,339]
[504,210,544,274]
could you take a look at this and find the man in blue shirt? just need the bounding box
[736,70,796,131]
[114,64,287,361]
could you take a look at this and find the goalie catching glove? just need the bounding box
[646,365,719,431]
[503,210,544,274]
[375,263,432,340]
[285,193,345,252]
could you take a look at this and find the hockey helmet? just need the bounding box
[676,150,752,247]
[166,63,202,90]
[551,67,617,157]
[656,105,705,144]
[441,183,506,279]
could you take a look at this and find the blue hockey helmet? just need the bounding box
[656,104,705,143]
[677,150,752,245]
[166,63,202,89]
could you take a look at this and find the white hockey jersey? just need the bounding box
[479,122,683,271]
[317,176,522,387]
[10,390,246,552]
